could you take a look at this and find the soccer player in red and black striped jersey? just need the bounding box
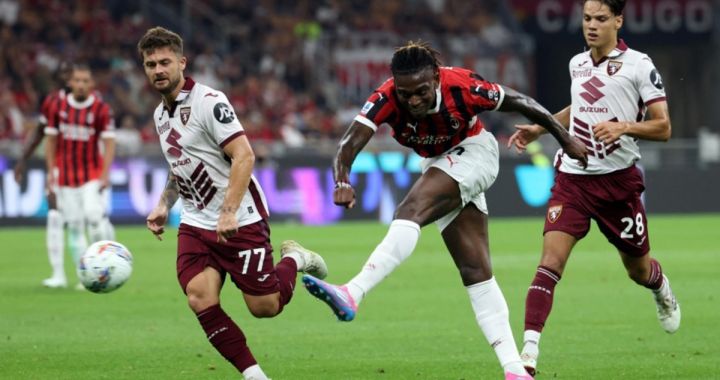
[12,62,72,288]
[44,64,116,286]
[301,41,587,380]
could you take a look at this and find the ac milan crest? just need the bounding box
[607,61,623,76]
[180,107,191,125]
[547,204,563,223]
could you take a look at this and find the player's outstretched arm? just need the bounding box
[333,121,374,209]
[147,172,178,241]
[498,86,587,168]
[507,106,571,153]
[13,123,46,183]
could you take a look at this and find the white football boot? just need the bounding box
[280,240,328,279]
[41,276,67,288]
[654,274,681,333]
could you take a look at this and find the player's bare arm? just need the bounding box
[499,87,588,168]
[333,121,375,209]
[13,123,46,183]
[593,101,671,144]
[147,172,179,241]
[44,134,57,190]
[217,135,255,243]
[508,106,571,153]
[100,136,116,190]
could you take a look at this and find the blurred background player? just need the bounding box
[44,64,117,289]
[13,62,72,288]
[302,41,587,380]
[139,27,327,380]
[507,0,680,375]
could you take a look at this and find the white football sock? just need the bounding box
[67,221,88,267]
[346,219,421,304]
[242,364,269,380]
[101,217,115,240]
[466,277,525,375]
[46,209,65,280]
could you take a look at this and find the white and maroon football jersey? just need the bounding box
[153,77,269,230]
[557,39,666,174]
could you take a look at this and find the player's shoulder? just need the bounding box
[439,66,477,85]
[569,51,590,66]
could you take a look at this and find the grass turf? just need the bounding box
[0,214,718,379]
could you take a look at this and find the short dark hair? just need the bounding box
[584,0,626,16]
[137,26,184,61]
[390,40,442,76]
[70,63,92,76]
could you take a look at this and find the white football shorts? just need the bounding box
[57,180,107,224]
[420,129,499,232]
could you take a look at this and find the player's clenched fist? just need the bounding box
[333,181,356,209]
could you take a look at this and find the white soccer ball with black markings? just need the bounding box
[77,240,133,293]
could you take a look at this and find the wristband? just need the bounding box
[334,181,352,189]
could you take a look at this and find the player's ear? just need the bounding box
[615,14,623,30]
[179,56,187,71]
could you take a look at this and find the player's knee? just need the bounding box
[246,298,280,318]
[394,199,425,224]
[458,265,492,286]
[186,289,218,313]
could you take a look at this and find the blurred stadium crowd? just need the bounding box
[0,0,518,156]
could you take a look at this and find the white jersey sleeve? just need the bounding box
[635,55,666,105]
[198,92,245,146]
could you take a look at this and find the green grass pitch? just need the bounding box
[1,214,718,379]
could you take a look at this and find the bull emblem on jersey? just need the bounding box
[547,205,563,223]
[180,107,191,125]
[607,61,623,76]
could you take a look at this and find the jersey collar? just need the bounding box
[67,93,96,109]
[163,76,196,116]
[427,81,442,114]
[588,39,629,66]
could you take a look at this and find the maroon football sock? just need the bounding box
[196,304,256,372]
[524,266,562,333]
[274,257,298,312]
[644,258,664,290]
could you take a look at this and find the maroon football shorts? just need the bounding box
[544,165,650,256]
[176,221,279,295]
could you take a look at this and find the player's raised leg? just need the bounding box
[620,252,680,333]
[280,240,328,279]
[443,205,532,379]
[303,218,420,321]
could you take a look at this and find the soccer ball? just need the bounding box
[77,240,133,293]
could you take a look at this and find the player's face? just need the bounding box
[394,67,439,119]
[583,1,623,50]
[69,69,93,101]
[142,47,187,95]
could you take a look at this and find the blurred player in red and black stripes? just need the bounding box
[13,62,71,288]
[302,41,587,380]
[508,0,680,376]
[44,64,116,289]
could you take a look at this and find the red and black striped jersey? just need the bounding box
[354,66,504,157]
[44,93,115,187]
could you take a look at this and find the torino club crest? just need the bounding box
[547,204,563,223]
[607,61,623,76]
[180,107,191,125]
